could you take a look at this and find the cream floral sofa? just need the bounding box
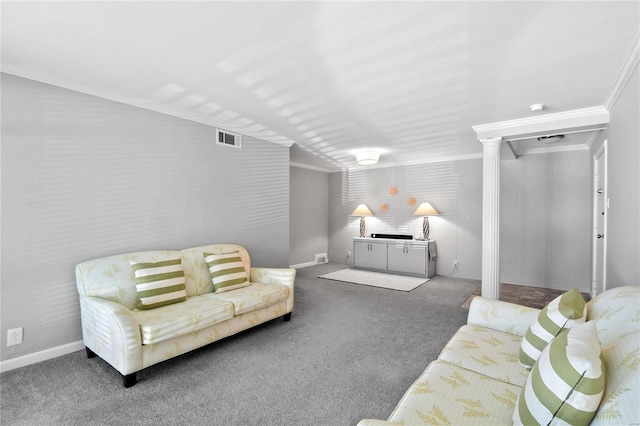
[359,285,639,425]
[75,244,295,387]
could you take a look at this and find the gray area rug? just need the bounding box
[0,263,479,426]
[319,268,429,291]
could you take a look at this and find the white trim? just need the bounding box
[585,130,601,149]
[592,140,608,296]
[294,153,485,173]
[0,340,85,373]
[473,106,609,134]
[289,260,319,269]
[349,152,484,171]
[514,144,589,156]
[289,162,333,173]
[472,106,609,141]
[604,33,640,110]
[505,126,607,142]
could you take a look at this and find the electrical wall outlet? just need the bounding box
[453,259,459,268]
[7,327,23,346]
[347,250,352,258]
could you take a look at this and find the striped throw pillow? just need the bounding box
[204,252,250,293]
[513,321,605,425]
[131,259,187,310]
[519,288,586,369]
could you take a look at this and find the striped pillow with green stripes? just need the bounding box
[204,251,250,293]
[513,321,605,425]
[519,288,586,369]
[131,258,187,310]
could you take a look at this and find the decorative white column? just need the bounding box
[481,138,502,299]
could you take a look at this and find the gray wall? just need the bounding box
[1,74,290,361]
[591,65,639,289]
[328,153,593,292]
[329,161,483,278]
[289,166,329,266]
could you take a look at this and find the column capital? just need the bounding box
[481,137,502,158]
[480,137,503,145]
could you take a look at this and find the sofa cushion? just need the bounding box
[202,282,288,315]
[131,259,187,310]
[132,295,234,345]
[204,251,251,293]
[387,360,522,425]
[180,244,252,296]
[519,288,586,369]
[587,285,640,347]
[513,321,605,426]
[439,324,529,387]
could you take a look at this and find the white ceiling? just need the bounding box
[2,1,638,171]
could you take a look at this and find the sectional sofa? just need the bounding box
[75,244,295,387]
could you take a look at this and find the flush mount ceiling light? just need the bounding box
[356,151,380,165]
[537,134,565,144]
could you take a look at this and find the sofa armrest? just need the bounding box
[467,296,540,337]
[79,296,143,375]
[250,267,296,289]
[251,267,296,314]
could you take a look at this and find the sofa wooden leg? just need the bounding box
[86,347,97,358]
[122,373,137,388]
[283,312,292,321]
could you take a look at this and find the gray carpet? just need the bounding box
[0,263,480,426]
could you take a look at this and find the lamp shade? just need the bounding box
[351,204,373,216]
[413,202,439,216]
[356,151,380,165]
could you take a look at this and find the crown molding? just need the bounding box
[604,33,640,110]
[472,106,610,140]
[289,161,334,173]
[347,152,484,172]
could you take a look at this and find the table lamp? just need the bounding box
[413,202,439,240]
[351,204,373,237]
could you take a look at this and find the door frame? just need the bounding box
[592,139,608,295]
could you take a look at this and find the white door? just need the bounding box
[592,140,608,296]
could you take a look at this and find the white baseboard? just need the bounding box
[0,340,85,373]
[289,260,319,269]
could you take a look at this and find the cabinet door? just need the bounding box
[387,243,407,272]
[369,242,388,270]
[404,245,427,275]
[387,243,427,276]
[353,241,370,268]
[353,241,387,270]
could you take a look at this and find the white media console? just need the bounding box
[353,237,436,278]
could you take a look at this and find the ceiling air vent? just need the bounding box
[216,129,242,149]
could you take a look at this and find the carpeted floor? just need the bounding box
[0,263,480,426]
